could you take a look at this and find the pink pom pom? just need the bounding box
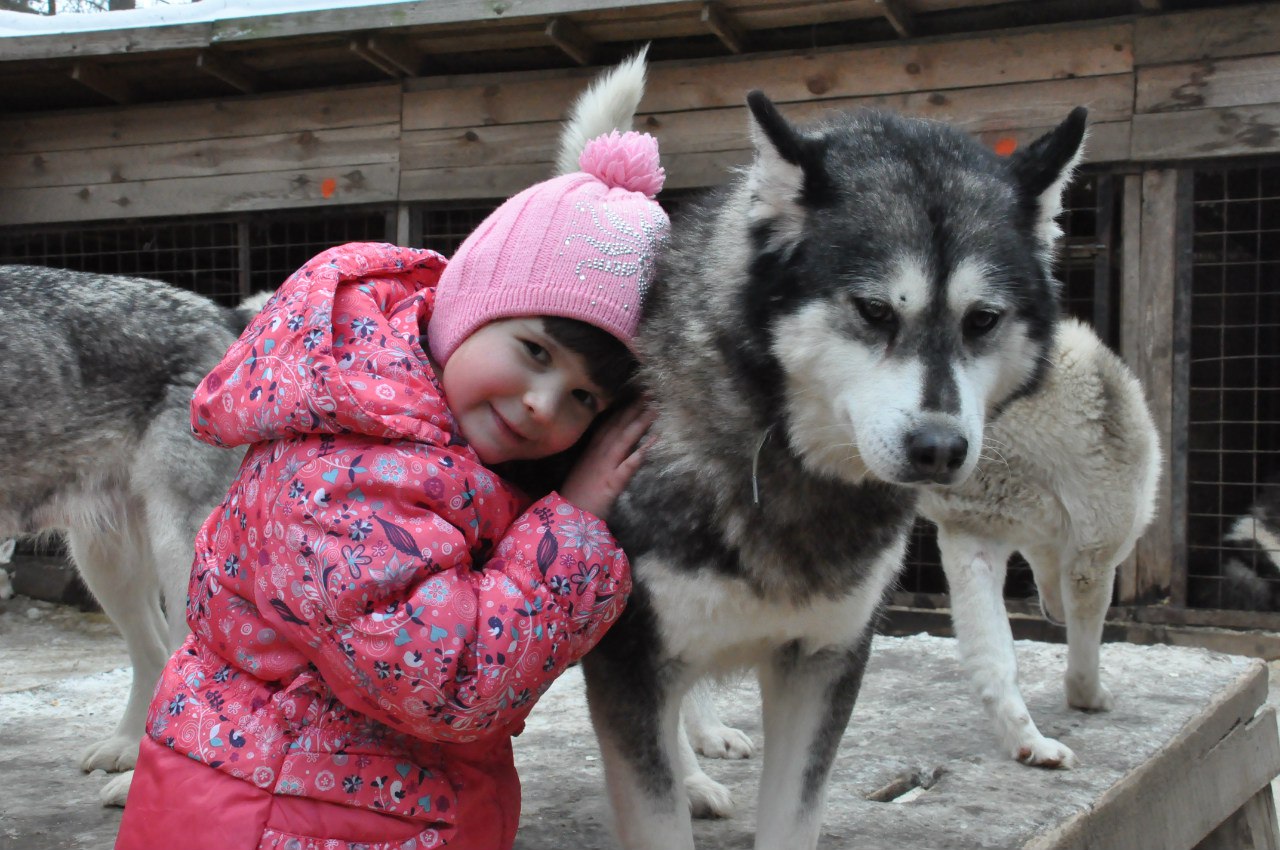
[579,130,666,198]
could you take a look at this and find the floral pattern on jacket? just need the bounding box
[141,242,631,847]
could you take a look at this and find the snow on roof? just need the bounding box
[0,0,416,37]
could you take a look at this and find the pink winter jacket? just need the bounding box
[115,242,631,850]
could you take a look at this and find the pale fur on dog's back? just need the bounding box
[0,266,264,806]
[917,316,1159,767]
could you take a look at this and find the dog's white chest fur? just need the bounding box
[638,541,903,672]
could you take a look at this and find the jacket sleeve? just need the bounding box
[253,455,631,744]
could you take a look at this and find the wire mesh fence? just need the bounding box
[1185,161,1280,612]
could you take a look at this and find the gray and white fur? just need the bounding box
[565,57,1088,849]
[1214,482,1280,611]
[916,317,1160,768]
[0,266,263,806]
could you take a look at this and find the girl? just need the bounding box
[115,130,668,850]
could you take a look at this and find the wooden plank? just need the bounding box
[1126,170,1179,606]
[1131,103,1280,160]
[876,0,916,38]
[195,49,264,94]
[701,2,748,54]
[1026,697,1280,850]
[545,16,596,66]
[69,62,135,106]
[0,84,400,155]
[882,603,1280,661]
[0,124,400,190]
[403,22,1134,130]
[1137,54,1280,114]
[0,163,400,227]
[401,74,1132,172]
[1118,172,1144,605]
[0,0,687,60]
[1195,786,1280,850]
[1135,3,1280,66]
[349,38,407,78]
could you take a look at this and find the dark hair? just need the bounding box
[540,316,637,402]
[496,317,640,498]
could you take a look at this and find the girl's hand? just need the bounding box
[559,402,655,520]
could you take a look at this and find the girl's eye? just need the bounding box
[853,297,896,327]
[522,340,549,362]
[572,389,598,412]
[963,309,1002,338]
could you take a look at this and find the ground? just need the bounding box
[1,594,1277,849]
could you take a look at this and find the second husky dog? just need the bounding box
[916,317,1159,768]
[0,266,263,805]
[566,57,1087,848]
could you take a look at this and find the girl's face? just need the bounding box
[440,318,609,465]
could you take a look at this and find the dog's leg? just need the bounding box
[677,708,734,819]
[754,634,872,850]
[683,679,754,759]
[1024,544,1066,625]
[1061,552,1116,712]
[938,530,1076,768]
[66,527,170,789]
[584,652,695,850]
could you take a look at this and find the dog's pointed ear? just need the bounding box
[745,91,817,257]
[1008,107,1088,270]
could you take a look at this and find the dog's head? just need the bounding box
[740,94,1086,487]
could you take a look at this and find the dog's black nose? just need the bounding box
[906,429,968,479]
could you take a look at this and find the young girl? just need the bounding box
[114,130,668,850]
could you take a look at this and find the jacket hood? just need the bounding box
[192,242,462,450]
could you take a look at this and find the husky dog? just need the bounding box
[1213,481,1280,611]
[564,57,1087,848]
[915,317,1159,768]
[0,265,264,806]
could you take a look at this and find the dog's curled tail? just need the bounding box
[555,46,649,176]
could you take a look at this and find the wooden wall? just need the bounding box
[2,3,1278,228]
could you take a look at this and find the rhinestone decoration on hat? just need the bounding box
[566,200,668,305]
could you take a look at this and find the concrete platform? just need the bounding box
[1,593,1277,850]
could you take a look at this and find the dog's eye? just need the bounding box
[854,298,895,327]
[963,309,1002,338]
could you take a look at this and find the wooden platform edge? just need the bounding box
[1024,661,1280,850]
[882,605,1280,661]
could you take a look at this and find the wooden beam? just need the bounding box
[366,34,426,78]
[1123,169,1179,606]
[68,61,134,105]
[545,16,594,67]
[349,37,405,78]
[195,50,262,94]
[700,2,747,55]
[876,0,916,39]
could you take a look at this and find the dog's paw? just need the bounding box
[81,735,140,773]
[1013,735,1078,770]
[100,770,133,807]
[686,770,733,819]
[1066,676,1114,712]
[689,724,754,760]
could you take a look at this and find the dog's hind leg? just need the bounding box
[1060,550,1116,713]
[584,650,695,850]
[683,679,754,759]
[939,530,1077,768]
[677,710,734,819]
[66,525,170,786]
[754,633,873,850]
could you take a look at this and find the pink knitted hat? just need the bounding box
[428,130,669,364]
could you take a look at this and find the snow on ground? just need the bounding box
[0,0,418,36]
